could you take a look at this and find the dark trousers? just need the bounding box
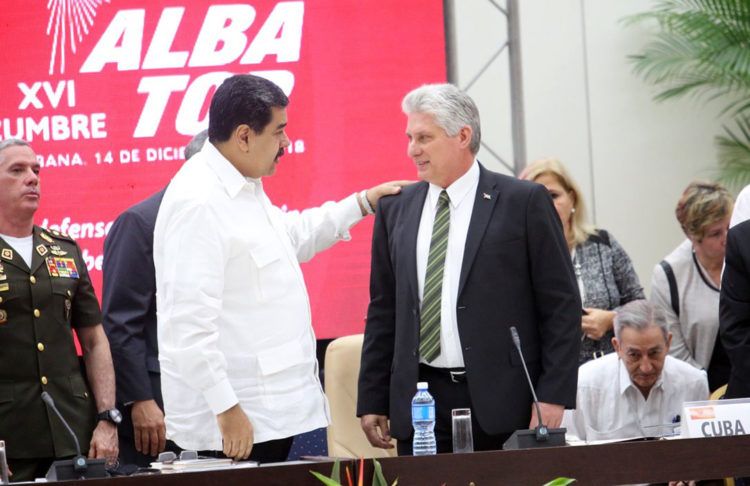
[8,457,56,482]
[195,436,294,464]
[397,364,511,456]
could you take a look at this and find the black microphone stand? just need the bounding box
[502,327,568,450]
[41,392,108,480]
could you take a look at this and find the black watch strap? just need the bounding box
[97,408,122,424]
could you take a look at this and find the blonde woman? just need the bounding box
[521,159,644,365]
[651,181,733,391]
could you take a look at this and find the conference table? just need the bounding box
[52,435,750,485]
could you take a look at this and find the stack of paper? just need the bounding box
[151,458,258,473]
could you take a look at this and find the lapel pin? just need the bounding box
[482,193,492,200]
[1,249,12,260]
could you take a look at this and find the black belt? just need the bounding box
[419,364,467,383]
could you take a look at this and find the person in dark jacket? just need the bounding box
[358,85,581,455]
[720,219,750,399]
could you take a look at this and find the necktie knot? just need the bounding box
[438,190,450,208]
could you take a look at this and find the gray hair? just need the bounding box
[184,129,208,161]
[614,300,669,342]
[0,138,30,157]
[401,84,481,155]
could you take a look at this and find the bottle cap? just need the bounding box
[417,381,428,390]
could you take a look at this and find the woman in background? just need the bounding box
[651,181,733,391]
[521,158,644,365]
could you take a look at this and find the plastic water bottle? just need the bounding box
[411,381,437,455]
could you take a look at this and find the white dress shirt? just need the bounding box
[563,353,709,441]
[154,142,364,450]
[416,161,479,368]
[0,234,33,267]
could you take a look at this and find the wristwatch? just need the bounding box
[97,408,123,425]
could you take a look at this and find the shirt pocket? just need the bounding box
[256,340,311,409]
[51,281,77,326]
[68,373,91,401]
[248,242,289,303]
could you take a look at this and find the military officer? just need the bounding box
[0,138,118,482]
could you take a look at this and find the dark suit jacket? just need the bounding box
[720,219,750,399]
[357,165,581,439]
[102,190,165,416]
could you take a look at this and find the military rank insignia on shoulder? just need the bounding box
[46,229,76,243]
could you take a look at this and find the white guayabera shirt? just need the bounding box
[154,142,363,450]
[563,353,709,442]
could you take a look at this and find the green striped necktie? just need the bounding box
[419,190,450,363]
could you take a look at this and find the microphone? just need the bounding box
[510,327,549,441]
[502,326,567,450]
[40,392,107,480]
[41,392,86,468]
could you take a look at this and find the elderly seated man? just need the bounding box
[564,299,709,441]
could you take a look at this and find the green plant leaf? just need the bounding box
[625,0,750,185]
[310,470,343,486]
[369,458,398,486]
[542,478,577,486]
[331,460,341,484]
[372,458,387,486]
[716,117,750,189]
[626,0,750,114]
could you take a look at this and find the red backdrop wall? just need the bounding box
[0,0,446,338]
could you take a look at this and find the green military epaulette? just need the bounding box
[36,227,76,258]
[40,227,76,244]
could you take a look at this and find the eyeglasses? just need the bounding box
[156,450,198,464]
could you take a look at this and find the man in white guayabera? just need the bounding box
[154,74,409,463]
[564,300,709,442]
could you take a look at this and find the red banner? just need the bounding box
[0,0,446,338]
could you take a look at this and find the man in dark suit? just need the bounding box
[357,84,581,454]
[720,219,750,399]
[102,130,207,467]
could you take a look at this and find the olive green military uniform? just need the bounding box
[0,226,101,468]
